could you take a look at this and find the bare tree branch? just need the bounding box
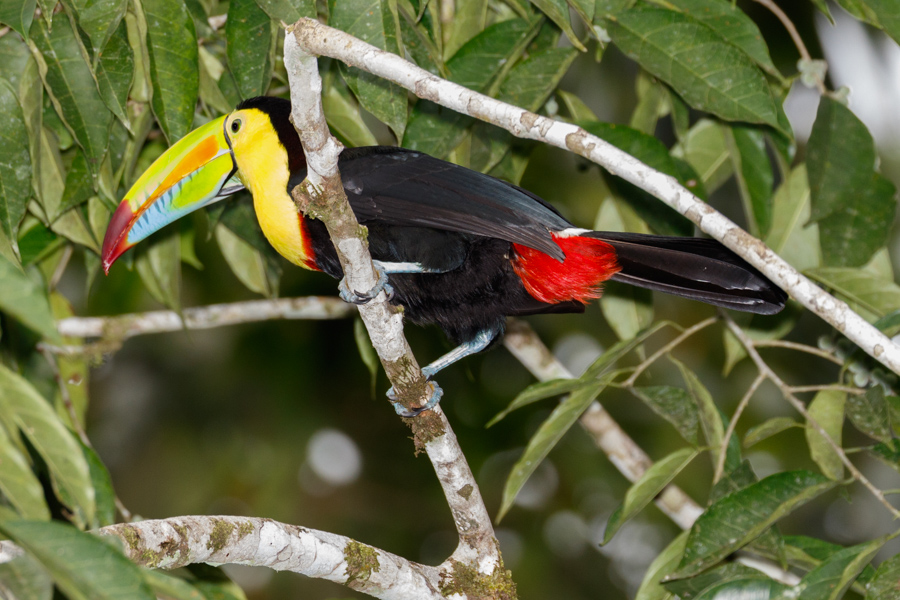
[55,297,353,340]
[285,18,900,378]
[283,28,510,595]
[100,516,444,600]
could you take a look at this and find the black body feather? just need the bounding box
[242,97,787,345]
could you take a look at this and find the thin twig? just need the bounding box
[723,314,900,519]
[715,373,765,483]
[753,340,844,366]
[37,345,91,447]
[751,0,827,93]
[624,317,718,387]
[57,297,354,340]
[49,244,73,291]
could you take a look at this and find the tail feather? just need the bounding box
[586,232,787,315]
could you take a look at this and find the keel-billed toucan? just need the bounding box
[103,96,786,415]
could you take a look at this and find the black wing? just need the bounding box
[289,146,572,260]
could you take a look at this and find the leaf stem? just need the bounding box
[715,373,765,483]
[623,317,718,387]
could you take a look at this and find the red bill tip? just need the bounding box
[101,202,137,275]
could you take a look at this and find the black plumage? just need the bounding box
[239,96,787,347]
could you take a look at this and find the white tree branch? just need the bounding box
[286,18,900,377]
[99,516,443,599]
[283,28,509,595]
[54,297,353,340]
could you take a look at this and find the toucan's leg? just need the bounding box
[339,261,448,305]
[388,327,501,417]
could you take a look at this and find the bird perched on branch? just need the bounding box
[102,96,786,416]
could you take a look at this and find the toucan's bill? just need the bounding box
[101,116,244,274]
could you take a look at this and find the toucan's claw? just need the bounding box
[338,261,394,304]
[387,380,444,417]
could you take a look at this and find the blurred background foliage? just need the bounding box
[0,0,900,598]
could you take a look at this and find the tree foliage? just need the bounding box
[0,0,898,598]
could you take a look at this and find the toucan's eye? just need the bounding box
[230,119,242,134]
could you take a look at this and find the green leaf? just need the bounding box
[488,378,586,426]
[0,77,32,255]
[764,164,820,271]
[444,0,488,59]
[82,443,116,528]
[607,4,781,130]
[499,373,614,520]
[0,553,53,600]
[870,439,900,473]
[805,389,845,480]
[354,318,379,398]
[29,16,113,176]
[331,0,407,140]
[671,470,836,579]
[469,46,577,172]
[94,21,134,132]
[694,578,786,600]
[0,364,94,528]
[135,228,181,310]
[0,254,59,341]
[846,387,892,442]
[670,356,723,453]
[630,386,700,446]
[795,537,887,600]
[323,72,379,147]
[743,416,800,447]
[670,119,732,195]
[226,0,275,100]
[600,284,653,342]
[530,0,585,50]
[142,0,199,143]
[635,530,687,600]
[583,320,671,379]
[604,447,698,543]
[664,0,780,79]
[663,562,774,600]
[863,0,900,45]
[806,267,900,322]
[0,520,155,600]
[707,460,785,562]
[728,126,773,237]
[402,18,539,157]
[580,120,693,235]
[253,0,315,22]
[0,32,34,89]
[58,149,94,219]
[817,171,895,268]
[66,0,128,57]
[558,89,597,121]
[807,97,877,222]
[142,570,207,600]
[215,223,277,297]
[867,553,900,600]
[0,420,51,520]
[0,0,36,40]
[629,74,667,135]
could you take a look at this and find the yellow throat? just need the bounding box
[229,108,315,269]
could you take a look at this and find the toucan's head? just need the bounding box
[102,97,302,274]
